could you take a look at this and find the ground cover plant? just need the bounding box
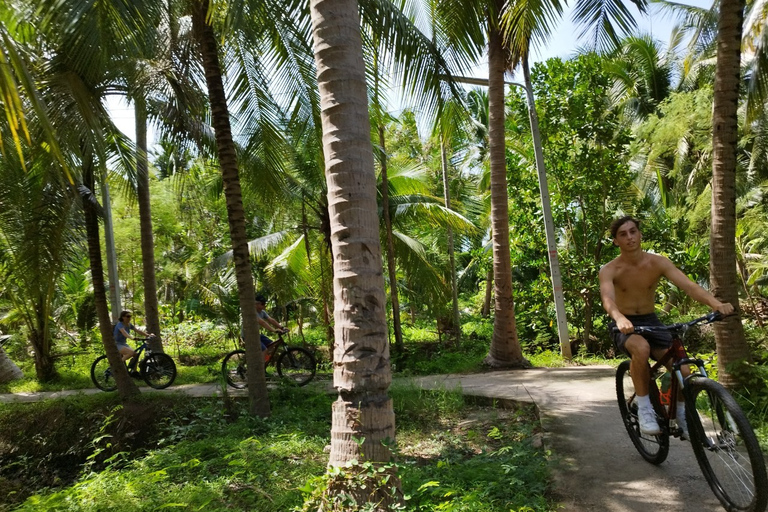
[0,383,553,512]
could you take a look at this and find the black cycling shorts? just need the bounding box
[609,313,672,356]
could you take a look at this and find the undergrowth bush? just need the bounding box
[2,384,554,512]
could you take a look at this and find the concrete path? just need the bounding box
[413,367,724,512]
[0,367,736,511]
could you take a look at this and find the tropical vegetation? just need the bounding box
[1,0,768,509]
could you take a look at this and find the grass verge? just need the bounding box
[0,383,554,512]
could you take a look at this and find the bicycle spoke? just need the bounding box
[687,378,767,511]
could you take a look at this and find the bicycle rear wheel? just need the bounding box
[140,354,177,389]
[276,347,316,386]
[685,376,768,512]
[616,360,669,464]
[90,355,118,392]
[222,349,247,389]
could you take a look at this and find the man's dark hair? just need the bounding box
[255,294,267,304]
[609,216,641,239]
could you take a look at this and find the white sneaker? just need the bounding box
[638,405,662,435]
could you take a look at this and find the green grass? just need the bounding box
[1,385,555,512]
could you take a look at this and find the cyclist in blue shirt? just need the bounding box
[114,310,152,371]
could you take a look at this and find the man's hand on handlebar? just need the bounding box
[712,302,734,317]
[615,316,634,334]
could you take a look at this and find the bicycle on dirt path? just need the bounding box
[615,311,768,512]
[90,336,177,391]
[221,332,316,388]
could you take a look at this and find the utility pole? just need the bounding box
[444,74,571,359]
[101,177,122,324]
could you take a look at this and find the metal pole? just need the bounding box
[101,177,122,324]
[520,63,571,359]
[442,74,571,358]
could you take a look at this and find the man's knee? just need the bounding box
[625,335,651,359]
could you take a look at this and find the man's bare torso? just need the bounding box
[604,252,665,315]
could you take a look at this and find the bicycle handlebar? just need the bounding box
[611,311,731,335]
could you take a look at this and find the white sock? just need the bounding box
[636,394,652,410]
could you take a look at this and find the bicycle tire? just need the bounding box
[685,376,768,512]
[616,360,669,464]
[276,347,316,386]
[222,349,248,389]
[140,353,177,389]
[90,355,118,392]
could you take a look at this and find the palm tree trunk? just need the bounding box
[484,21,527,368]
[82,152,140,401]
[135,96,164,353]
[310,0,399,506]
[192,0,270,417]
[441,138,460,344]
[379,125,404,354]
[711,0,750,388]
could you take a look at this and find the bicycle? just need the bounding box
[91,336,177,391]
[221,332,316,388]
[615,311,768,512]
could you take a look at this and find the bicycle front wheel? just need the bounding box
[276,347,316,386]
[616,360,669,464]
[222,350,247,389]
[90,355,118,392]
[686,376,768,512]
[141,354,177,389]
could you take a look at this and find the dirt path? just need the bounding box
[0,367,743,511]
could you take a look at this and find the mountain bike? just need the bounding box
[221,332,316,388]
[91,336,177,391]
[615,312,768,512]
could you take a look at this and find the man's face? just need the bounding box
[255,301,265,311]
[613,221,641,250]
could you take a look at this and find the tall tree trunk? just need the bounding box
[711,0,750,388]
[82,152,140,401]
[441,138,460,345]
[135,97,163,353]
[30,328,56,382]
[379,125,404,354]
[192,0,270,417]
[484,20,527,368]
[310,0,399,507]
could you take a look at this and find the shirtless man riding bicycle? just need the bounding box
[599,216,734,436]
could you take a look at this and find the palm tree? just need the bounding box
[710,0,751,388]
[190,0,271,417]
[607,34,676,125]
[309,0,398,506]
[0,152,80,381]
[2,0,150,398]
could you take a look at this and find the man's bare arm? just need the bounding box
[659,257,734,315]
[599,265,634,333]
